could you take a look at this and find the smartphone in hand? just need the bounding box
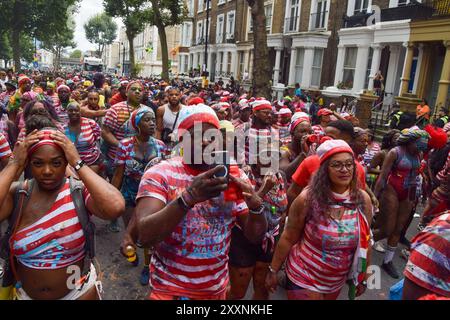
[212,150,230,182]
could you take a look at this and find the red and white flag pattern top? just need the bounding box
[136,157,250,299]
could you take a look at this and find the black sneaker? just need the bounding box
[382,261,400,279]
[399,236,411,249]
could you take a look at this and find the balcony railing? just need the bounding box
[284,15,299,33]
[422,0,450,17]
[310,11,328,30]
[380,2,434,22]
[196,37,205,45]
[226,34,236,43]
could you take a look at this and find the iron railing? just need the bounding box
[310,11,328,30]
[422,0,450,17]
[284,15,299,33]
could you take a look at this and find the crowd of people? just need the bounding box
[0,69,448,301]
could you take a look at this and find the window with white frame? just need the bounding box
[198,0,203,12]
[311,0,329,30]
[216,14,224,44]
[343,47,357,88]
[249,3,273,33]
[226,11,236,39]
[295,48,304,84]
[218,0,225,5]
[197,20,204,44]
[286,0,301,32]
[184,56,189,73]
[354,0,369,14]
[311,48,324,87]
[187,0,194,16]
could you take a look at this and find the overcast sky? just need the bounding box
[73,0,123,52]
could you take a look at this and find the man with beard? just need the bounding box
[155,87,185,144]
[131,104,267,300]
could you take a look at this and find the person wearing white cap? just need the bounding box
[243,98,279,165]
[266,140,373,300]
[232,99,251,130]
[280,113,313,179]
[276,108,293,146]
[134,104,267,300]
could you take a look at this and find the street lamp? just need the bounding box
[202,0,210,85]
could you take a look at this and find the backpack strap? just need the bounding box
[0,179,33,288]
[69,176,96,261]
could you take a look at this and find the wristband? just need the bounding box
[177,195,191,211]
[249,205,264,215]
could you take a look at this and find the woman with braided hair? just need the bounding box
[373,128,430,278]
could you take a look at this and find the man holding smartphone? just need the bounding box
[133,104,268,300]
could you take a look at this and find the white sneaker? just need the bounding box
[373,241,386,253]
[400,248,410,260]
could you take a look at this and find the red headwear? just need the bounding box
[187,97,205,106]
[28,129,63,156]
[251,98,272,111]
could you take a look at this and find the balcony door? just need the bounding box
[315,0,328,29]
[287,0,300,32]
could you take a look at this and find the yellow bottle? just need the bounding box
[125,245,139,266]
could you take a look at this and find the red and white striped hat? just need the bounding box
[278,107,292,117]
[251,98,272,111]
[316,139,354,164]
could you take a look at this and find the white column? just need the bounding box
[273,47,283,85]
[412,44,424,94]
[368,44,383,90]
[353,44,370,93]
[222,50,227,75]
[231,50,238,78]
[334,45,345,86]
[193,53,198,70]
[288,47,298,86]
[301,46,315,89]
[385,45,401,96]
[207,51,212,79]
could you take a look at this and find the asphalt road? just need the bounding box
[94,206,423,301]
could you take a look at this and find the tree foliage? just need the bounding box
[145,0,186,81]
[0,0,80,71]
[84,13,118,58]
[103,0,148,77]
[70,49,83,59]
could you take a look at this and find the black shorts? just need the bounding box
[229,226,273,268]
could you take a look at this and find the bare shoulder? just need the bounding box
[156,105,165,116]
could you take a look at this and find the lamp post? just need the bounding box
[122,42,126,76]
[202,0,210,87]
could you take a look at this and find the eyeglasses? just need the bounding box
[329,161,355,172]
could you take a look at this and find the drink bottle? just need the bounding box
[125,245,139,267]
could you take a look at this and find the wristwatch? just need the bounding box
[74,160,85,172]
[249,205,264,215]
[268,265,278,274]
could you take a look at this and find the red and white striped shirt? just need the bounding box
[437,151,449,184]
[64,117,101,166]
[0,132,12,161]
[245,126,279,165]
[286,191,360,294]
[404,212,450,298]
[103,102,142,161]
[312,125,325,137]
[11,179,91,269]
[136,157,249,299]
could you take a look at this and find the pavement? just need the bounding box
[0,204,423,300]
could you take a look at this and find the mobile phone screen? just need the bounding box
[212,151,230,181]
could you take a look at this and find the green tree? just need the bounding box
[145,0,186,81]
[247,0,272,98]
[41,24,76,71]
[0,34,12,67]
[0,0,80,71]
[84,13,118,58]
[70,49,83,59]
[104,0,147,77]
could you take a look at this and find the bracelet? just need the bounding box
[177,195,191,211]
[268,265,278,274]
[249,205,264,215]
[181,188,195,207]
